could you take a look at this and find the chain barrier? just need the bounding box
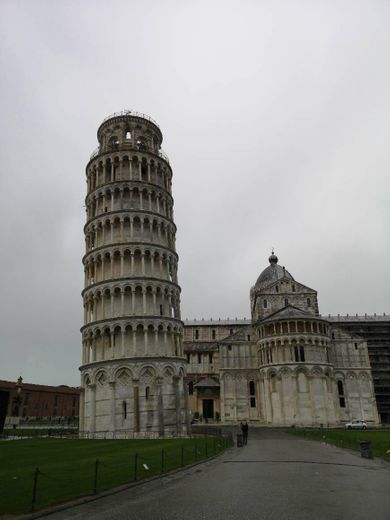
[25,436,229,513]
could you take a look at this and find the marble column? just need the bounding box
[79,387,85,434]
[133,382,140,432]
[89,384,96,435]
[109,381,116,434]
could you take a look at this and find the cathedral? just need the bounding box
[184,253,381,427]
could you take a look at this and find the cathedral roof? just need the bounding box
[254,253,294,291]
[194,377,220,388]
[260,305,326,323]
[220,325,253,342]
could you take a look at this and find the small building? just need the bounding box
[0,377,80,431]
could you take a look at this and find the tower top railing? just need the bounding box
[89,145,170,163]
[90,147,99,160]
[100,110,161,130]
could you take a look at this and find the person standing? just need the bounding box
[242,421,249,445]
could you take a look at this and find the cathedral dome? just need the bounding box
[254,253,294,290]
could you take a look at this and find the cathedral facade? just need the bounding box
[184,254,381,427]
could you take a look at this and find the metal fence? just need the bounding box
[25,435,233,514]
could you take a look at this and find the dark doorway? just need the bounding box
[202,399,214,419]
[0,391,10,433]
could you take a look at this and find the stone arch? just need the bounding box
[310,366,324,377]
[115,367,133,386]
[83,373,92,386]
[94,369,108,386]
[296,372,307,393]
[140,365,156,384]
[280,367,292,377]
[163,366,174,384]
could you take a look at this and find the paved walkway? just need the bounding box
[46,429,390,520]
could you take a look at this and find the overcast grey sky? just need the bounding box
[0,0,389,386]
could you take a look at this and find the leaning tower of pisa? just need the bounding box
[79,110,188,437]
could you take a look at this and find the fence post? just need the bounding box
[93,459,99,494]
[31,467,40,513]
[134,452,138,481]
[161,449,165,473]
[181,444,184,467]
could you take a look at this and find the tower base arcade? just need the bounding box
[80,358,188,438]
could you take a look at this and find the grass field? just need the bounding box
[0,436,229,515]
[290,429,390,460]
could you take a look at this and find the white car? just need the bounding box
[345,420,367,430]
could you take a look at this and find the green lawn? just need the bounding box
[0,436,229,515]
[290,429,390,461]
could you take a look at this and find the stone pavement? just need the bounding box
[45,429,390,520]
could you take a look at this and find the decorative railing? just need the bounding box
[89,145,170,164]
[90,147,99,160]
[100,109,161,129]
[158,149,170,163]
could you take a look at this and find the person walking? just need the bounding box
[241,421,249,445]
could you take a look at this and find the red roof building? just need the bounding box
[0,377,80,429]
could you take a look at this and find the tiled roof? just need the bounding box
[184,318,249,326]
[261,305,315,323]
[254,263,294,291]
[183,343,219,351]
[327,314,390,322]
[220,325,253,342]
[194,377,220,388]
[0,380,80,394]
[184,314,390,326]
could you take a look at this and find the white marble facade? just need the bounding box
[185,254,380,427]
[80,112,188,437]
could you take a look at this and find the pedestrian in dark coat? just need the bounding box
[241,421,249,445]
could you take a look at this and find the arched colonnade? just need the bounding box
[258,335,331,366]
[84,213,176,252]
[81,320,184,364]
[80,361,187,435]
[83,247,178,286]
[87,155,172,193]
[259,365,337,426]
[86,184,173,221]
[258,319,329,338]
[83,282,181,323]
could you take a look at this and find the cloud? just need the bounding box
[0,0,389,384]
